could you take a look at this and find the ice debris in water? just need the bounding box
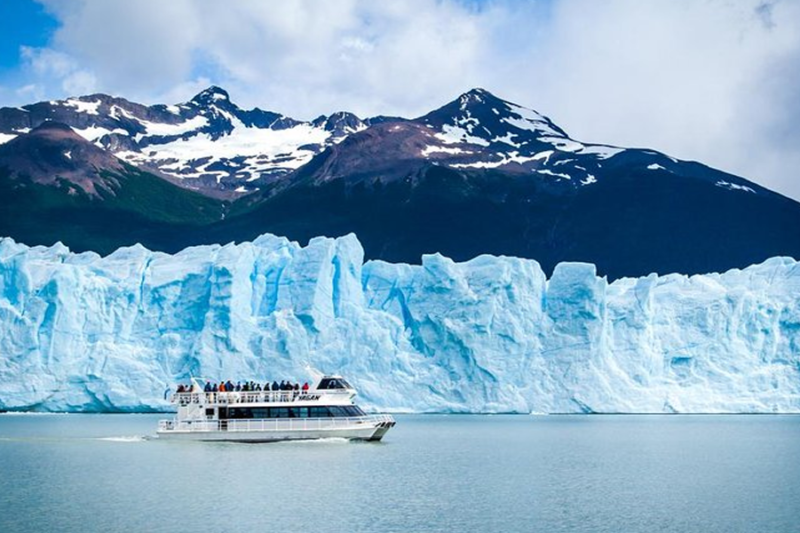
[0,234,798,413]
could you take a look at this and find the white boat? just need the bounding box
[157,372,395,443]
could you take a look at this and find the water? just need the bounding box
[0,414,798,533]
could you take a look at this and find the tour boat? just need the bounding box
[157,371,395,443]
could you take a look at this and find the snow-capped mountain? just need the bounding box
[0,86,761,197]
[418,88,621,180]
[0,86,366,193]
[0,86,798,278]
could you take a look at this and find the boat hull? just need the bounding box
[157,424,390,443]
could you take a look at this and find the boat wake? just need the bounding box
[95,435,149,443]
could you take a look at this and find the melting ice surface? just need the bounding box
[0,234,798,413]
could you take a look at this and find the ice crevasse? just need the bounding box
[0,233,798,413]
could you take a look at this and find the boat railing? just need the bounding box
[158,414,395,433]
[170,390,349,406]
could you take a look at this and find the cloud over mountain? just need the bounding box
[5,0,800,200]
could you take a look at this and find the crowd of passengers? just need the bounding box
[176,380,310,394]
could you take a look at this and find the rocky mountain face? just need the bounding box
[0,121,125,196]
[0,86,365,194]
[0,122,227,254]
[0,87,798,278]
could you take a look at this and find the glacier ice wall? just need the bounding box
[0,233,798,413]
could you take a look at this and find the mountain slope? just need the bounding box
[0,123,227,254]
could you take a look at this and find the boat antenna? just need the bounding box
[304,362,324,382]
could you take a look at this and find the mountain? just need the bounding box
[0,122,227,254]
[0,86,365,194]
[1,233,798,413]
[0,121,125,196]
[220,89,800,278]
[0,87,799,278]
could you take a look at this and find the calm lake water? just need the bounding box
[0,414,798,533]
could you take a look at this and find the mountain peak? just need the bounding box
[29,120,80,137]
[418,88,569,147]
[190,86,231,104]
[459,87,500,105]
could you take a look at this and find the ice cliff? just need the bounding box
[0,233,798,413]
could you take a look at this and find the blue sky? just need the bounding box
[0,1,56,73]
[0,0,799,201]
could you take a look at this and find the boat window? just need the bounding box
[205,408,215,416]
[309,406,331,418]
[344,406,365,416]
[317,378,349,390]
[250,408,269,419]
[271,408,291,418]
[296,407,309,418]
[329,406,350,417]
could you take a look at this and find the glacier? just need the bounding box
[0,233,798,413]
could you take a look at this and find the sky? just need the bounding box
[1,0,799,200]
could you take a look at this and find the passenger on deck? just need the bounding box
[272,381,279,391]
[226,380,234,391]
[219,382,226,392]
[235,382,242,392]
[177,384,185,393]
[302,382,309,392]
[204,381,212,393]
[212,383,218,392]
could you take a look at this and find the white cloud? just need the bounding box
[505,0,800,201]
[19,45,97,96]
[11,0,800,199]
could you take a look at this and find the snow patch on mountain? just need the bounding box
[136,115,209,139]
[436,124,491,147]
[421,145,473,157]
[503,103,564,138]
[120,118,330,180]
[716,180,756,193]
[74,125,128,142]
[578,144,624,159]
[63,98,101,115]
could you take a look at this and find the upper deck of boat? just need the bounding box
[172,388,354,407]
